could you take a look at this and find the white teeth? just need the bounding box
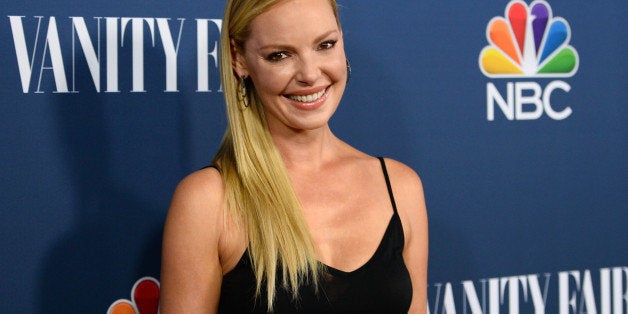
[288,89,325,103]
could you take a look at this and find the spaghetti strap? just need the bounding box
[377,157,398,214]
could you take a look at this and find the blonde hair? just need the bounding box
[213,0,340,310]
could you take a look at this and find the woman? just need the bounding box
[160,0,428,312]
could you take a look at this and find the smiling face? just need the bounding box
[233,0,347,134]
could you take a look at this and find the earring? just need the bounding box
[237,75,249,108]
[346,59,352,83]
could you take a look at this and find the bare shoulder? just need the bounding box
[164,166,226,242]
[159,167,225,312]
[169,167,224,216]
[381,157,427,239]
[162,166,225,267]
[382,157,428,313]
[381,157,424,199]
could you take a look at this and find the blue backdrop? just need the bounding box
[1,1,626,313]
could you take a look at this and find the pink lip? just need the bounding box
[284,87,330,111]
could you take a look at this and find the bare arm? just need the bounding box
[386,159,429,314]
[159,168,225,313]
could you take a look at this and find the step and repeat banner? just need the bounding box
[1,1,626,313]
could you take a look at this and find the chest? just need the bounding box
[295,173,394,272]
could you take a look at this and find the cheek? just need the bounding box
[328,50,348,81]
[332,60,347,81]
[251,66,294,96]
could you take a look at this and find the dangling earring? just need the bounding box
[237,75,249,109]
[346,59,352,83]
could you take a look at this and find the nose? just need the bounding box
[295,53,321,85]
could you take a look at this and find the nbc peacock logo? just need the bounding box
[479,0,579,78]
[479,1,579,121]
[107,277,160,314]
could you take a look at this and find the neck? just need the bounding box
[270,124,338,172]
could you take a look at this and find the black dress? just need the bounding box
[218,157,413,313]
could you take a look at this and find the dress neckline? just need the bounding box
[222,157,401,277]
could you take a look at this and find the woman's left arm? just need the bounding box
[387,158,429,314]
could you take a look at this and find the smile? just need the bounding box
[287,88,327,103]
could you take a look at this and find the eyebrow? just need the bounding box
[257,29,339,51]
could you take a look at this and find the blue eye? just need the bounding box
[265,51,289,62]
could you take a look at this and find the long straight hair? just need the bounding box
[213,0,341,311]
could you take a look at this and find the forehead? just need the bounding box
[246,0,338,46]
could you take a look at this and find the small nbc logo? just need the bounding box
[107,277,160,314]
[479,0,579,78]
